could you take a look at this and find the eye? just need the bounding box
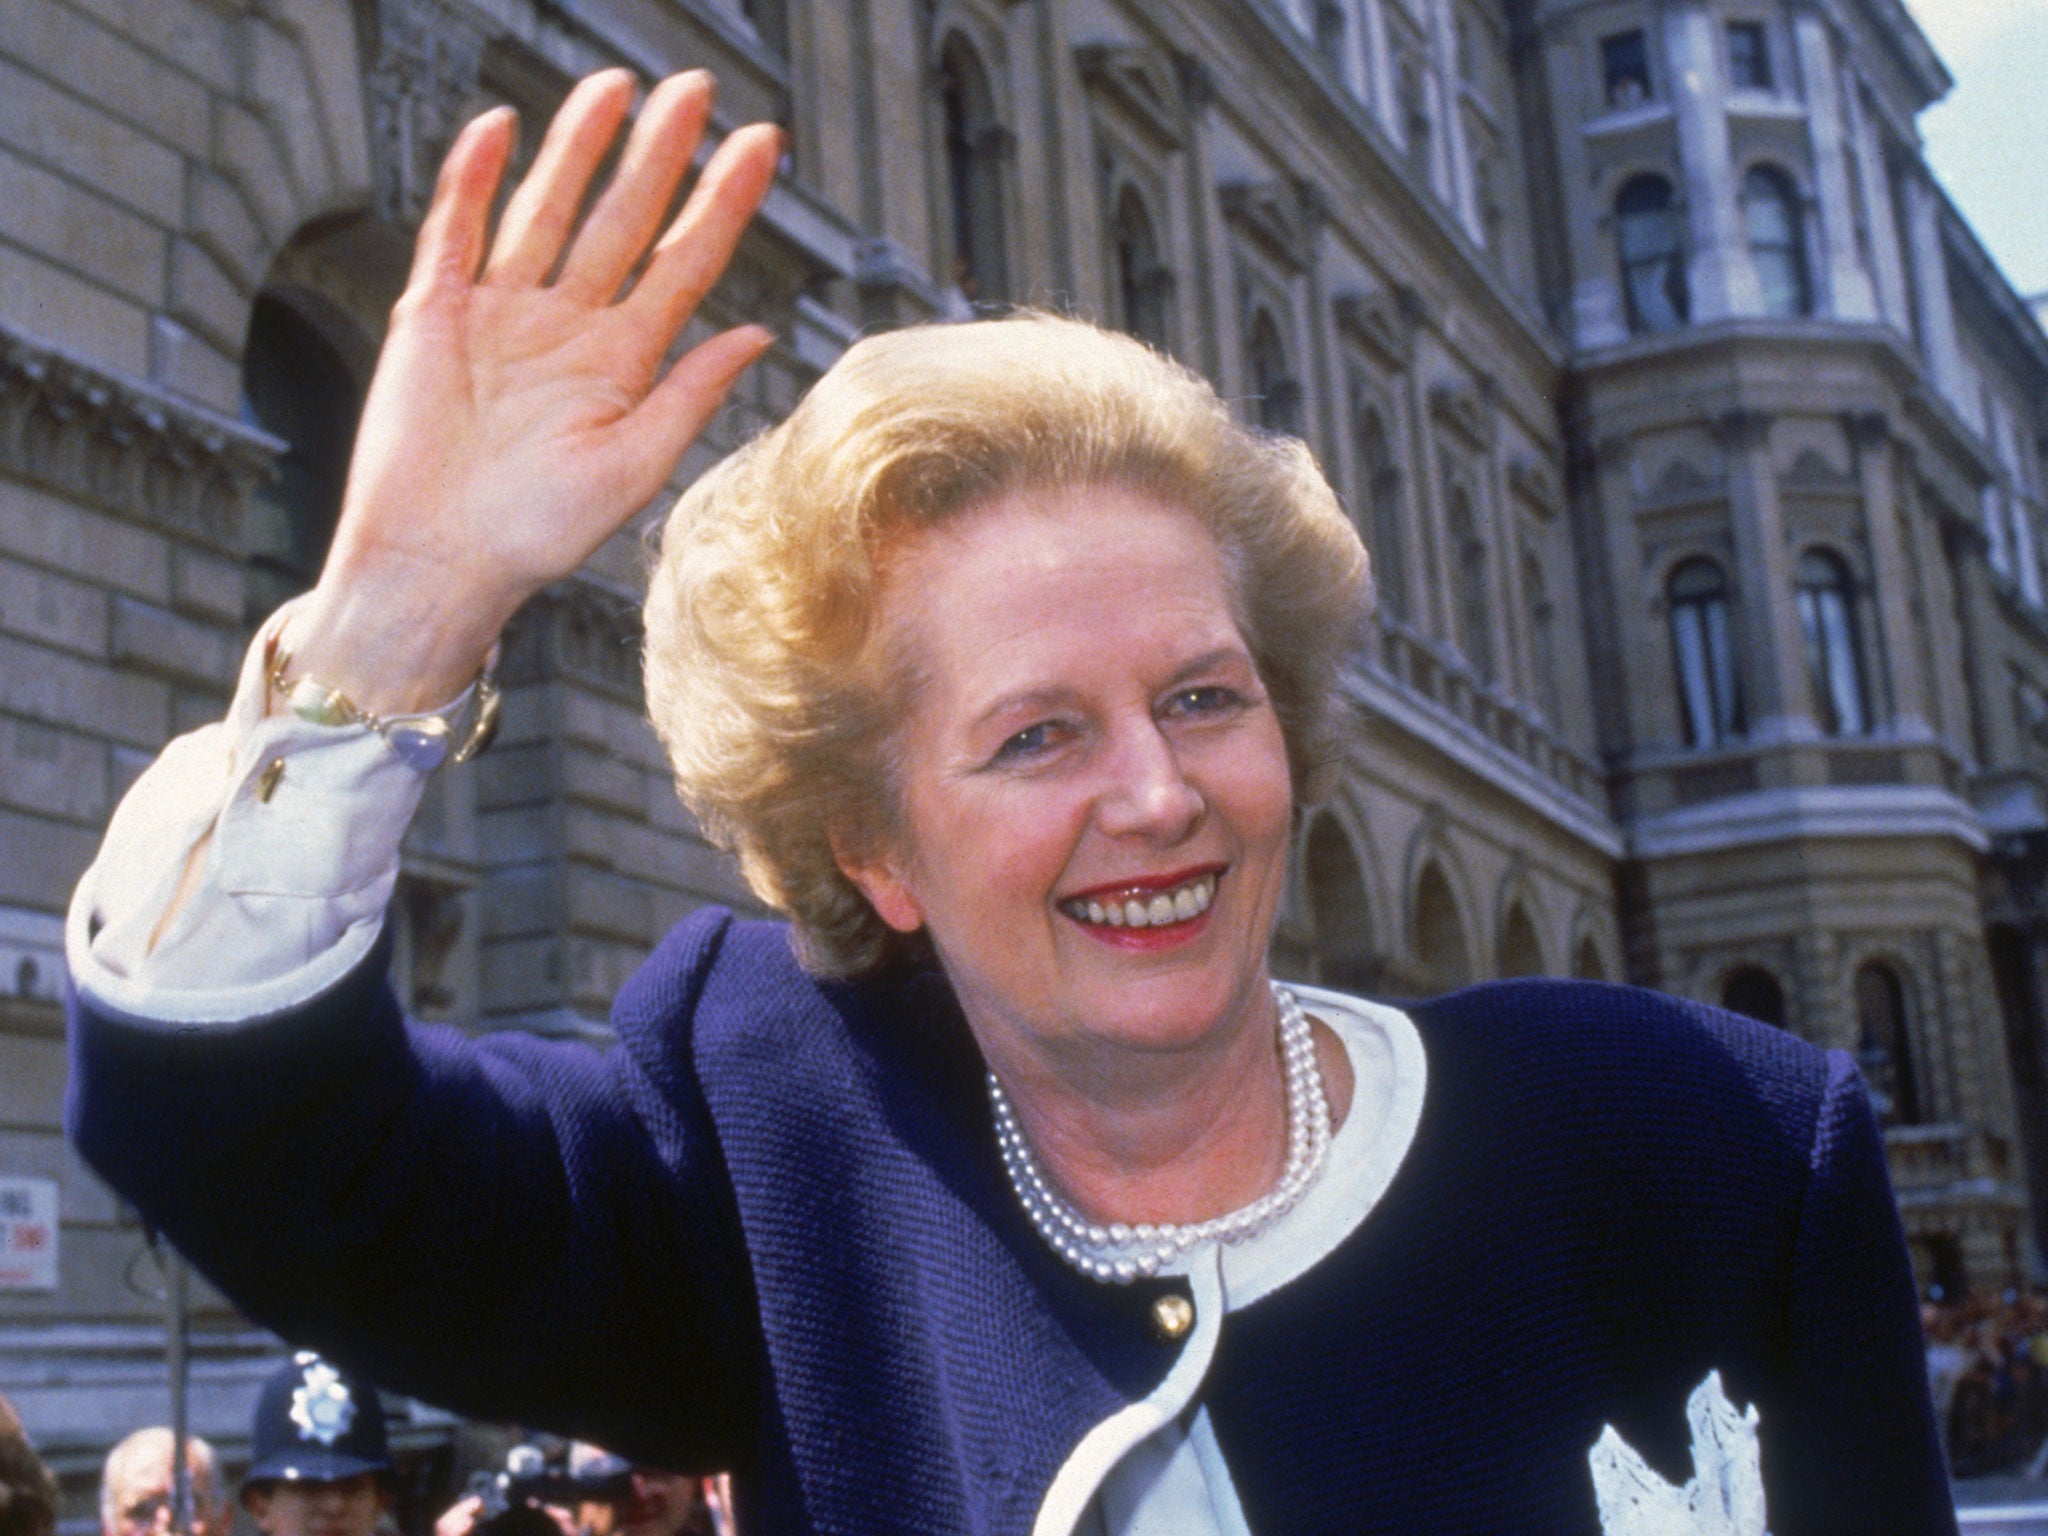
[989,719,1071,765]
[1163,684,1245,719]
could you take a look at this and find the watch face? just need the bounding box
[386,716,453,772]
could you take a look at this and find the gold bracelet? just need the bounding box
[265,635,500,772]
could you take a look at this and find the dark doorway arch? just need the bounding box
[1721,964,1787,1027]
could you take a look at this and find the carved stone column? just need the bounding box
[1541,31,1626,348]
[1901,170,1968,410]
[1717,409,1809,747]
[1792,8,1879,322]
[368,0,490,228]
[1844,73,1913,333]
[1664,4,1759,320]
[1847,412,1929,735]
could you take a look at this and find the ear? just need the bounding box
[830,831,925,934]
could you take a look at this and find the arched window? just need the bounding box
[1449,485,1493,683]
[1855,962,1922,1126]
[1743,165,1810,317]
[1668,558,1744,747]
[1722,965,1786,1027]
[1305,815,1378,993]
[1794,549,1870,735]
[1524,551,1560,725]
[938,37,1008,310]
[1313,1,1348,74]
[1400,58,1432,183]
[1573,936,1608,982]
[1112,188,1171,352]
[1498,903,1544,978]
[241,290,362,617]
[1354,401,1405,619]
[1414,862,1471,994]
[1246,309,1301,436]
[1615,174,1688,334]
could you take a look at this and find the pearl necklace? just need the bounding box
[987,983,1332,1284]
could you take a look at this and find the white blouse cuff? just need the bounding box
[65,602,428,1025]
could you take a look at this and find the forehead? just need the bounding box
[111,1449,205,1499]
[884,484,1243,691]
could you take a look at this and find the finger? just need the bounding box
[405,106,517,297]
[484,68,638,287]
[620,123,782,340]
[555,70,716,304]
[608,326,775,504]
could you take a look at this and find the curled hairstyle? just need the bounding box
[645,313,1368,978]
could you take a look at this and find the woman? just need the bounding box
[66,71,1950,1535]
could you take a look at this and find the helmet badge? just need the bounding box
[289,1361,358,1447]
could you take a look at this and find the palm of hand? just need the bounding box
[299,68,780,707]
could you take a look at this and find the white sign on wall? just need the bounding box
[0,1177,58,1291]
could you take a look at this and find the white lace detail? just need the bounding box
[1588,1372,1769,1536]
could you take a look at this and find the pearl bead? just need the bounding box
[987,982,1332,1284]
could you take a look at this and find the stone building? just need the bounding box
[0,0,2042,1513]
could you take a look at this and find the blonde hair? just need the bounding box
[644,312,1368,978]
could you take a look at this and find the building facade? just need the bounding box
[0,0,2043,1514]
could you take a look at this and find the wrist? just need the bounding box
[282,575,511,718]
[265,624,501,772]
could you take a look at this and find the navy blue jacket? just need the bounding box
[68,908,1954,1534]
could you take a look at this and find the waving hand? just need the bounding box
[287,69,781,712]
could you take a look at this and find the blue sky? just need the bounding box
[1906,0,2048,299]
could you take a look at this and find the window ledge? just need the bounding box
[1583,101,1675,139]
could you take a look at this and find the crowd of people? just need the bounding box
[0,1355,733,1536]
[1925,1289,2048,1479]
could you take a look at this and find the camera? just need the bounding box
[468,1441,636,1536]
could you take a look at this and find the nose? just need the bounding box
[1094,720,1203,841]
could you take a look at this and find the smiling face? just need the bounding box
[840,483,1294,1092]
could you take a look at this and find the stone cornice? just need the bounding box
[0,320,281,551]
[1627,784,1989,861]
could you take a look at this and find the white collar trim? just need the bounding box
[1028,989,1428,1536]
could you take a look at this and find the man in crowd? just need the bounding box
[241,1354,394,1536]
[438,1442,726,1536]
[563,1446,721,1536]
[99,1429,228,1536]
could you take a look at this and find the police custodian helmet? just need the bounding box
[245,1353,393,1485]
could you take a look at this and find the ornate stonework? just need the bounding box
[369,0,491,227]
[0,320,280,551]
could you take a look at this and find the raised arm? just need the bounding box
[93,70,782,970]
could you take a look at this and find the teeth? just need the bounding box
[1063,874,1216,929]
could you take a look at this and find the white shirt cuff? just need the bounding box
[66,601,429,1024]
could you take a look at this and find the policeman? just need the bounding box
[241,1355,393,1536]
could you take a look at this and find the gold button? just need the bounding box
[1151,1293,1195,1341]
[256,757,286,802]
